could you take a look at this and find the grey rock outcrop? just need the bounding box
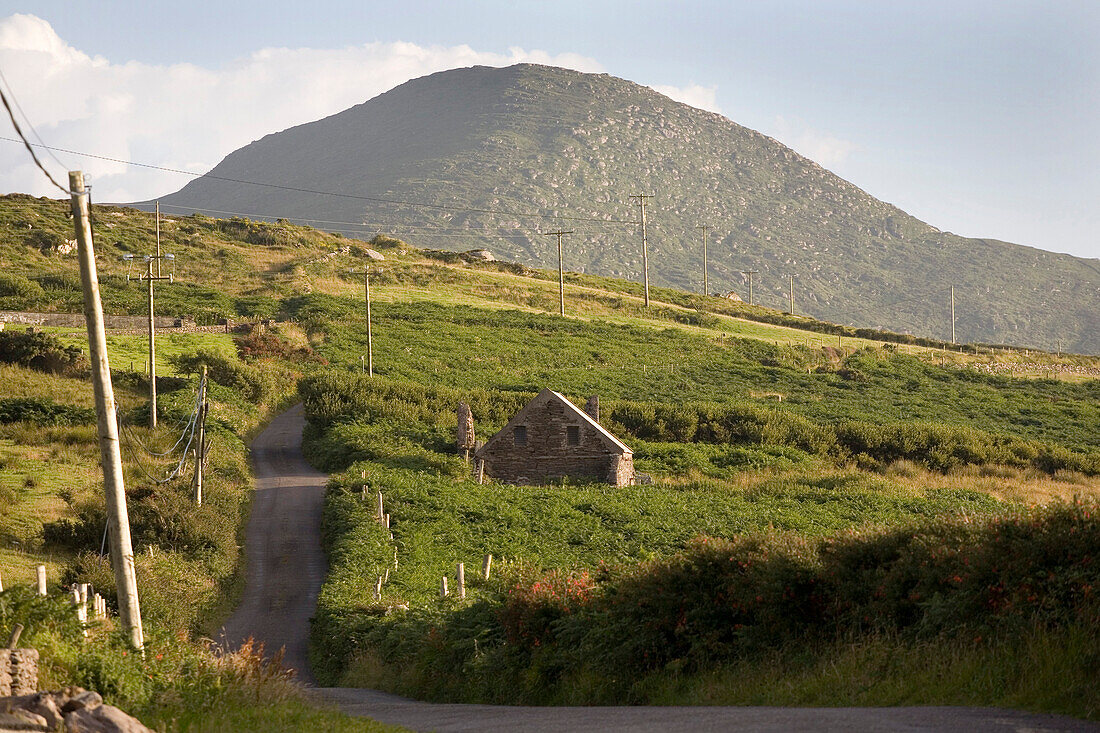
[0,688,151,733]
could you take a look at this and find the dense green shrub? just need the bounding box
[0,273,45,302]
[0,397,95,426]
[233,295,281,319]
[303,374,1100,476]
[500,500,1100,688]
[0,586,83,648]
[0,330,86,374]
[173,348,274,402]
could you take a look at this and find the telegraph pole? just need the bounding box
[788,274,795,314]
[154,201,161,277]
[349,267,382,376]
[630,195,653,306]
[70,170,144,651]
[542,230,573,316]
[950,285,956,344]
[697,224,709,296]
[742,270,759,306]
[193,366,207,506]
[125,253,173,428]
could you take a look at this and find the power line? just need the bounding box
[0,66,69,170]
[155,202,608,234]
[0,136,635,225]
[0,84,69,194]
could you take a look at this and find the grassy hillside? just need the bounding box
[151,64,1100,353]
[3,194,1100,719]
[0,325,399,730]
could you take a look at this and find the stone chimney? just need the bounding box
[457,402,475,455]
[584,395,599,423]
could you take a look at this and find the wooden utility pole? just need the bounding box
[788,274,795,314]
[154,201,161,277]
[630,195,654,306]
[349,267,381,376]
[365,269,373,377]
[742,270,759,306]
[125,253,173,428]
[193,366,207,505]
[542,230,573,316]
[950,285,956,344]
[70,171,144,651]
[697,224,709,296]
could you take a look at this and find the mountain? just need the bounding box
[152,63,1100,353]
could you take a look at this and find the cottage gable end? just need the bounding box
[473,389,635,487]
[475,389,631,458]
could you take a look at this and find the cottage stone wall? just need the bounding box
[480,397,632,486]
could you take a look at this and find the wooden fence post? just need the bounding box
[35,566,46,596]
[440,576,449,598]
[373,576,383,601]
[456,562,465,599]
[482,554,493,580]
[376,490,384,521]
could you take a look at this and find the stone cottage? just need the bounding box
[474,389,634,486]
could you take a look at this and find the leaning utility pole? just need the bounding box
[950,285,956,344]
[697,224,709,296]
[125,253,173,428]
[542,230,573,316]
[742,270,759,306]
[630,195,654,306]
[70,171,144,651]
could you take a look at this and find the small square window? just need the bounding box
[567,425,580,446]
[514,425,527,447]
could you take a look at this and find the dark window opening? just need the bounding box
[566,425,580,446]
[514,425,528,447]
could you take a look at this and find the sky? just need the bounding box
[0,1,1097,260]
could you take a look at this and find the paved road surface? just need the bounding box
[226,405,1100,732]
[220,403,327,685]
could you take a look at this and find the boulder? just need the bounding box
[466,249,495,261]
[363,248,385,261]
[64,705,153,733]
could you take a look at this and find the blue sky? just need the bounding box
[1,0,1097,259]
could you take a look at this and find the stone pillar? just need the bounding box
[10,649,38,695]
[457,402,475,455]
[0,655,10,696]
[585,395,600,423]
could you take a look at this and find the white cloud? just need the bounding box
[769,115,858,167]
[649,83,722,114]
[0,14,604,202]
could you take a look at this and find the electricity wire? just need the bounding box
[0,65,68,170]
[0,136,635,224]
[0,84,70,194]
[119,374,206,484]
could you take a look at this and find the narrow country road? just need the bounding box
[221,403,327,685]
[224,405,1100,732]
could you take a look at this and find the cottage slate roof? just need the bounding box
[476,388,632,457]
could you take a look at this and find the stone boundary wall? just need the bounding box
[0,311,177,330]
[0,312,267,335]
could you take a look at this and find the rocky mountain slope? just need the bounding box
[152,64,1100,352]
